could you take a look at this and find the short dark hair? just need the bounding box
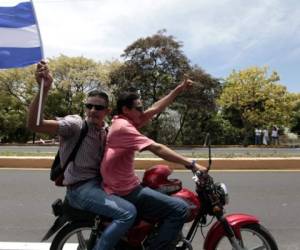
[117,92,140,114]
[87,90,109,105]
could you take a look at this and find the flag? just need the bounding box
[0,1,43,69]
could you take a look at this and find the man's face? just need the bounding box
[85,96,109,127]
[124,99,144,125]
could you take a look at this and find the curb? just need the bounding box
[0,157,300,170]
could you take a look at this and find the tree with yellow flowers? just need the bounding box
[218,66,294,145]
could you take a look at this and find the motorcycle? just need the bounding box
[42,134,278,250]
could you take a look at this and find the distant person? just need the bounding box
[255,127,262,145]
[262,128,269,145]
[271,126,279,145]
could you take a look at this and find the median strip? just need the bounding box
[0,157,299,170]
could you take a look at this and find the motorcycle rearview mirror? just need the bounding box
[204,133,212,171]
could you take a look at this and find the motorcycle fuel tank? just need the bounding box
[143,165,200,222]
[173,188,201,222]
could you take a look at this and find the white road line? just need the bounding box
[0,168,49,171]
[174,169,300,172]
[1,168,300,172]
[0,242,77,250]
[0,242,50,250]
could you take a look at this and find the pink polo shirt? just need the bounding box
[101,115,154,195]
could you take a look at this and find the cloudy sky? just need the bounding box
[3,0,300,93]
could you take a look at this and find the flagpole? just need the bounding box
[37,79,45,125]
[31,0,45,126]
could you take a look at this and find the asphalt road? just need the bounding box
[0,169,299,249]
[1,145,300,157]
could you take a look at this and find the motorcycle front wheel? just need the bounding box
[213,223,278,250]
[50,221,95,250]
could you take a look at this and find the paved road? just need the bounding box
[1,145,300,157]
[0,169,299,249]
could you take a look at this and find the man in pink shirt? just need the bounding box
[101,79,207,250]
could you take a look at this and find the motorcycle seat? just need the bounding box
[52,198,111,223]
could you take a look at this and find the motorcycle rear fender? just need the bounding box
[203,213,259,250]
[41,215,68,241]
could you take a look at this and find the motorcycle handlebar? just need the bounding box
[204,133,212,171]
[192,170,208,183]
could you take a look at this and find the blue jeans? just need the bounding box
[123,186,188,250]
[66,178,137,250]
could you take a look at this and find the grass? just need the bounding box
[135,152,300,158]
[0,151,56,157]
[0,147,299,158]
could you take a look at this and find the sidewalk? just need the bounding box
[0,156,299,170]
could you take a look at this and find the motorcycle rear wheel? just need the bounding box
[50,221,142,250]
[213,223,278,250]
[50,221,96,250]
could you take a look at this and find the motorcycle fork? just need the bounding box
[185,213,204,242]
[87,216,102,250]
[218,216,244,250]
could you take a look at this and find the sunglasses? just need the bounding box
[85,103,107,111]
[133,106,144,112]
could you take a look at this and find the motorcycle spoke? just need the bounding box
[251,246,267,250]
[215,225,276,250]
[238,230,267,250]
[76,231,87,249]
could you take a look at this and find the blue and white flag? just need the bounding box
[0,1,43,69]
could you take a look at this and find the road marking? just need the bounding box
[209,169,300,172]
[0,242,77,250]
[0,168,49,171]
[0,242,50,250]
[1,168,300,172]
[175,169,300,172]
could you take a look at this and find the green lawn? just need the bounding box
[0,150,299,158]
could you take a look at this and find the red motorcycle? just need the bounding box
[42,136,278,250]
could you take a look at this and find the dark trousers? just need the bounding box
[123,186,188,250]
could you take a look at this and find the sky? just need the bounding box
[2,0,300,93]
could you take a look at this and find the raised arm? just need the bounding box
[145,142,207,172]
[137,77,193,128]
[27,61,59,135]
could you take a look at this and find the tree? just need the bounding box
[0,55,121,142]
[290,93,300,135]
[109,30,220,144]
[218,66,293,145]
[169,65,221,144]
[0,67,36,142]
[46,55,121,118]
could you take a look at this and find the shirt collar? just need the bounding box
[86,119,107,131]
[113,114,136,126]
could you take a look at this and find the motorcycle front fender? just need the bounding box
[41,215,68,242]
[203,213,259,250]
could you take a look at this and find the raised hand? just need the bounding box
[177,74,194,92]
[35,60,53,90]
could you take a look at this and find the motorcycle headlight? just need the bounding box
[215,182,229,205]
